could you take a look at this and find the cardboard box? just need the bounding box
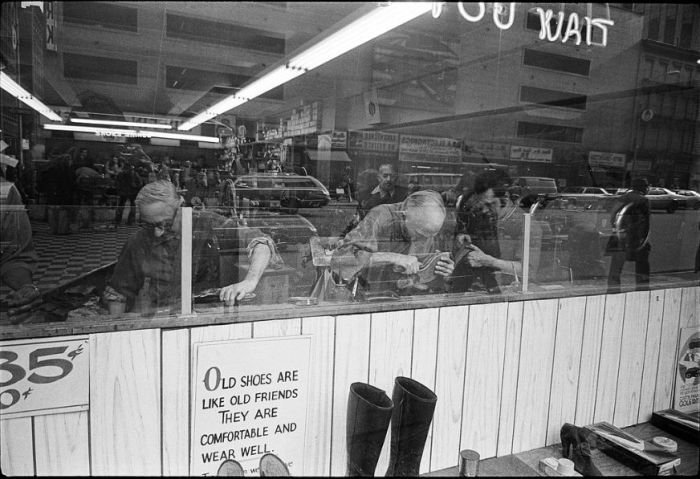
[584,422,681,476]
[650,409,700,445]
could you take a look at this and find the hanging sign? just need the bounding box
[399,134,462,164]
[191,336,312,476]
[0,337,89,419]
[674,328,700,414]
[510,145,553,163]
[45,1,56,51]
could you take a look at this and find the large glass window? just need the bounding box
[1,2,698,326]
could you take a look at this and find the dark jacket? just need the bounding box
[116,168,143,197]
[606,190,651,260]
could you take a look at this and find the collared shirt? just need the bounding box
[108,210,280,309]
[332,202,446,290]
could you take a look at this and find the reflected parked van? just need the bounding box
[510,176,558,198]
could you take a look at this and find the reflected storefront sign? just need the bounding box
[588,151,626,168]
[510,145,553,163]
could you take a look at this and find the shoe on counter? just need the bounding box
[259,453,290,477]
[560,423,602,476]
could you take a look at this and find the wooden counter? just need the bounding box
[1,285,698,476]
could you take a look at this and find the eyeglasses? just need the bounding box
[141,218,175,231]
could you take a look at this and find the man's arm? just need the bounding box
[219,243,271,303]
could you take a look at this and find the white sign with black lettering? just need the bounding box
[191,336,311,476]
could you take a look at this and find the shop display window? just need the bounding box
[0,2,698,327]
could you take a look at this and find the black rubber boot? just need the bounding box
[346,382,394,476]
[384,377,437,477]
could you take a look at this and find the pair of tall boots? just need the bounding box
[346,377,437,477]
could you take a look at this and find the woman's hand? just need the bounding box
[435,255,455,277]
[219,279,257,305]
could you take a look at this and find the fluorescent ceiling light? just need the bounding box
[44,124,220,143]
[178,2,432,131]
[71,118,173,129]
[1,71,62,121]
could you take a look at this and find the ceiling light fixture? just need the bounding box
[71,118,173,129]
[1,71,62,121]
[44,124,220,143]
[178,2,433,131]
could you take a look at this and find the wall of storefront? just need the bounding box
[1,286,697,476]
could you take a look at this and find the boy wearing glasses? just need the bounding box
[104,180,280,313]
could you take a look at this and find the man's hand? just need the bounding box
[219,279,257,305]
[392,254,420,275]
[7,284,41,308]
[435,255,455,277]
[466,245,494,268]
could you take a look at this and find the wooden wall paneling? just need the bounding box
[411,308,440,474]
[460,302,508,458]
[613,291,650,428]
[546,296,586,446]
[33,411,90,476]
[369,310,414,476]
[162,328,191,476]
[511,299,558,453]
[190,322,253,344]
[592,294,626,423]
[89,329,161,476]
[301,316,335,477]
[330,314,371,477]
[496,301,524,457]
[0,417,34,476]
[654,289,682,411]
[637,290,665,423]
[574,295,606,426]
[430,305,469,471]
[679,287,699,328]
[252,318,302,338]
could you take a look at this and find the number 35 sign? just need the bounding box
[0,337,89,419]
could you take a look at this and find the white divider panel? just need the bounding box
[460,302,508,458]
[613,291,650,427]
[162,328,191,476]
[0,417,34,476]
[638,291,665,423]
[654,289,682,411]
[546,296,586,445]
[430,305,469,471]
[496,301,524,457]
[330,314,371,477]
[574,295,606,426]
[412,308,440,474]
[512,299,558,453]
[89,329,161,476]
[593,294,626,423]
[34,411,90,476]
[369,310,414,476]
[301,316,335,477]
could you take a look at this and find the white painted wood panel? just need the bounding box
[461,302,508,458]
[89,329,161,476]
[654,289,682,411]
[679,287,699,328]
[369,310,414,476]
[301,316,335,477]
[253,318,302,337]
[638,291,665,423]
[512,299,558,453]
[574,295,606,426]
[412,308,440,474]
[497,301,524,457]
[593,294,626,423]
[430,305,469,471]
[330,314,371,477]
[162,328,191,476]
[546,297,586,445]
[34,411,90,476]
[0,417,34,476]
[613,291,650,427]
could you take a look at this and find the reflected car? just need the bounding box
[645,187,688,213]
[232,174,330,212]
[673,189,700,209]
[558,186,613,208]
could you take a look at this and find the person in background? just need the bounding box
[362,163,409,213]
[104,180,281,312]
[605,177,651,293]
[105,155,123,179]
[340,168,379,237]
[452,171,502,293]
[1,154,41,313]
[332,190,454,296]
[115,163,144,226]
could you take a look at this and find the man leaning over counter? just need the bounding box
[103,180,281,313]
